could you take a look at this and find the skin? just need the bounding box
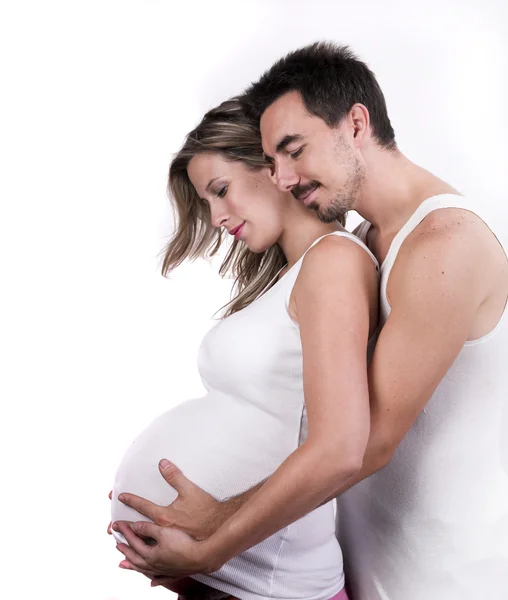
[113,91,508,578]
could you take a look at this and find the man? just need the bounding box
[114,43,508,599]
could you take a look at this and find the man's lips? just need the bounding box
[293,184,320,205]
[228,222,245,238]
[299,187,319,205]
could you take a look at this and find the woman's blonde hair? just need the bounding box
[162,98,288,317]
[161,97,344,317]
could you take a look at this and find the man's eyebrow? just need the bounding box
[276,134,304,154]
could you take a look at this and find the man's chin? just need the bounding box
[308,201,342,224]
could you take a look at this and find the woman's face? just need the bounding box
[187,153,288,253]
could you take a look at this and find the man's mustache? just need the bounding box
[291,181,321,201]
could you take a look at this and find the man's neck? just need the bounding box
[355,149,460,238]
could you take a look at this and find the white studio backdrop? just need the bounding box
[0,1,506,599]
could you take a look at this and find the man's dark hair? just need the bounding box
[242,42,396,150]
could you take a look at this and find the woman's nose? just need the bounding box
[210,203,230,229]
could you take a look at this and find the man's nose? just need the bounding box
[274,160,299,192]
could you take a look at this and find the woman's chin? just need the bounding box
[248,246,265,254]
[243,241,264,253]
[244,238,276,254]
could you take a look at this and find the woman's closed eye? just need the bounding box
[216,185,228,198]
[290,147,304,159]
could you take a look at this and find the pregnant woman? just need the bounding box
[111,98,379,600]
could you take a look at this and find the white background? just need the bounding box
[1,1,507,599]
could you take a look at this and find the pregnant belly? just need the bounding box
[111,394,300,536]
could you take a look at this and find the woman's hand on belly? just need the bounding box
[118,459,222,541]
[113,520,218,577]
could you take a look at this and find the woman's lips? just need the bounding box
[229,222,245,240]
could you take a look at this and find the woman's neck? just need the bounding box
[277,209,343,268]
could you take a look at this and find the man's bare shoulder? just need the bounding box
[389,207,507,314]
[397,207,502,266]
[408,207,497,247]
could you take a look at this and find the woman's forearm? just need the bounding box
[202,440,362,571]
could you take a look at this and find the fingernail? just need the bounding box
[118,494,125,502]
[159,459,171,469]
[112,522,119,531]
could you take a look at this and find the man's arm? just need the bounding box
[319,210,498,501]
[117,460,264,541]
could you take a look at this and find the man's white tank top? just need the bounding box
[111,231,378,600]
[337,195,508,600]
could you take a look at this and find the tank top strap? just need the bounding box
[379,193,499,317]
[382,194,471,269]
[354,220,372,244]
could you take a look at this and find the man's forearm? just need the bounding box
[217,414,391,528]
[319,416,392,505]
[212,419,391,532]
[202,443,359,571]
[214,481,265,530]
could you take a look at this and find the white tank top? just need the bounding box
[111,231,378,600]
[337,195,508,600]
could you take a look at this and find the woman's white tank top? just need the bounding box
[337,195,508,600]
[111,231,378,600]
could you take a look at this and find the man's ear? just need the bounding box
[349,103,370,145]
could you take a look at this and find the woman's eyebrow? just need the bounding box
[205,177,221,192]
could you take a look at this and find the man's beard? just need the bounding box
[307,156,365,223]
[307,132,366,223]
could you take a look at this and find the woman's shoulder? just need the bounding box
[302,231,379,273]
[288,231,379,329]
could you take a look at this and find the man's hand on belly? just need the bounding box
[118,459,259,540]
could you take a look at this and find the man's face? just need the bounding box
[260,91,364,223]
